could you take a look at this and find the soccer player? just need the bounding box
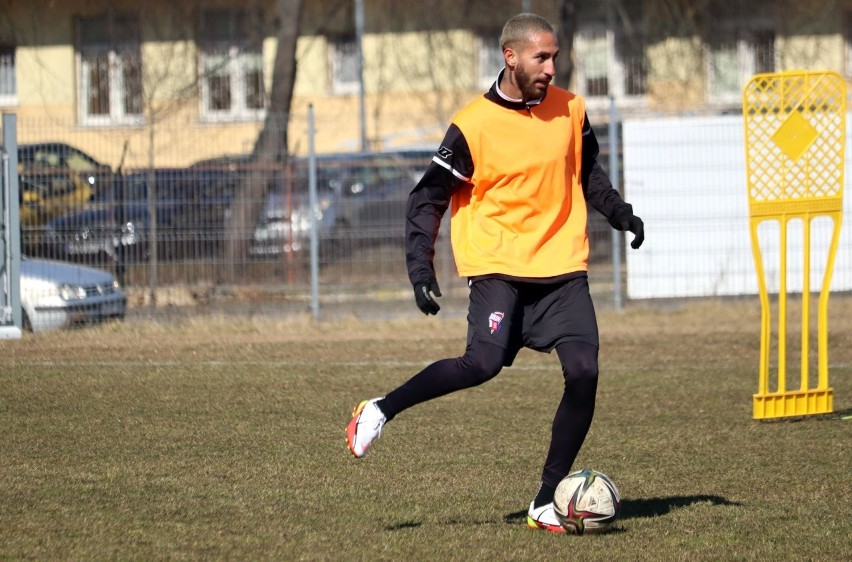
[346,12,644,533]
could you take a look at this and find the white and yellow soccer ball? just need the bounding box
[553,469,621,534]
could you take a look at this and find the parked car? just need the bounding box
[38,150,433,264]
[193,150,433,259]
[188,155,304,256]
[314,150,432,251]
[20,256,127,332]
[39,167,238,263]
[17,142,117,227]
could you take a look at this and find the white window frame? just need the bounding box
[476,31,503,90]
[575,28,611,98]
[329,37,359,95]
[76,16,143,127]
[705,27,776,105]
[0,45,17,107]
[199,44,266,122]
[198,9,266,122]
[575,27,647,110]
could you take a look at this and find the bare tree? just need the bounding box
[222,0,305,282]
[556,0,579,88]
[346,0,585,147]
[137,5,201,308]
[366,0,518,146]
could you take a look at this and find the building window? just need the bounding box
[330,36,359,95]
[617,33,648,98]
[576,30,610,97]
[77,14,143,126]
[706,28,775,103]
[476,32,503,89]
[575,28,647,103]
[199,10,266,121]
[0,45,16,107]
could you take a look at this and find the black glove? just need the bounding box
[621,215,645,249]
[413,279,442,315]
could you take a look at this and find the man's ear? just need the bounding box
[503,46,516,69]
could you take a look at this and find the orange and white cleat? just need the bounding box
[346,397,386,458]
[527,501,566,533]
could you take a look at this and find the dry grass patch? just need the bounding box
[1,295,850,560]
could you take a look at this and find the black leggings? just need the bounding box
[381,340,598,489]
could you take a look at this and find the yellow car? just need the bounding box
[19,169,94,226]
[17,142,115,226]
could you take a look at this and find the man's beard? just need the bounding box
[515,64,547,100]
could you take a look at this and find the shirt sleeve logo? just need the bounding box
[437,145,453,159]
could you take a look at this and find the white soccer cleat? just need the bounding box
[527,501,566,533]
[346,397,386,458]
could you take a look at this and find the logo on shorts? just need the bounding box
[488,311,505,335]
[437,145,453,159]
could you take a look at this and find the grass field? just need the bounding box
[2,295,851,560]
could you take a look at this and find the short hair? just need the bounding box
[499,13,555,50]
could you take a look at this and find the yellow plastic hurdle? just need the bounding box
[742,70,846,419]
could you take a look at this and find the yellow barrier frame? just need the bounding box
[742,70,845,419]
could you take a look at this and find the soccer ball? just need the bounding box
[553,469,621,535]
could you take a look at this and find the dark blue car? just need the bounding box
[40,168,238,263]
[39,150,434,266]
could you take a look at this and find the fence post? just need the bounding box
[308,104,320,320]
[0,113,21,338]
[608,96,623,311]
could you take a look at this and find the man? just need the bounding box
[345,13,644,533]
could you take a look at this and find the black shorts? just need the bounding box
[466,276,599,367]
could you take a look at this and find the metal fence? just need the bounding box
[17,98,852,326]
[16,111,627,318]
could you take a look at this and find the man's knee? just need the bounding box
[557,342,599,386]
[564,357,598,386]
[459,343,505,386]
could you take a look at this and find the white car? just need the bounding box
[20,257,127,332]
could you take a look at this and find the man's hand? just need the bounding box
[621,215,645,249]
[413,279,442,315]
